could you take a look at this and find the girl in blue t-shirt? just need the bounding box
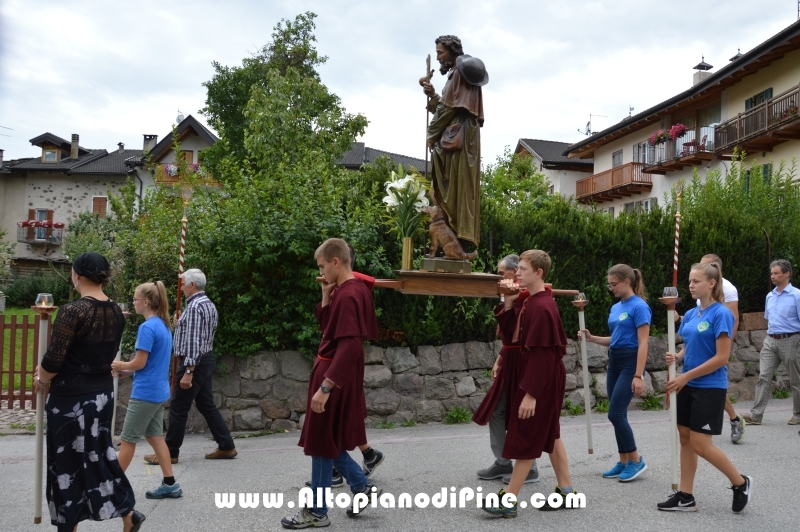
[658,262,751,513]
[111,281,183,500]
[580,264,650,482]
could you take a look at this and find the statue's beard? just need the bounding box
[439,57,455,75]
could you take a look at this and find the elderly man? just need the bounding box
[145,268,236,464]
[421,35,487,257]
[742,259,800,426]
[472,254,539,484]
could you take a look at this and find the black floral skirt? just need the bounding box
[46,389,136,531]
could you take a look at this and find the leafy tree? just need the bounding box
[199,12,329,177]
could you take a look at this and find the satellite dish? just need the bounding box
[176,109,185,123]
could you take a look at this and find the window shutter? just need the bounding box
[765,88,773,100]
[27,208,35,240]
[632,144,639,163]
[93,197,108,218]
[745,98,752,111]
[46,209,54,239]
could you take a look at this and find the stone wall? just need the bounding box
[114,330,783,434]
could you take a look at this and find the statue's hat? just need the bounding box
[456,55,489,87]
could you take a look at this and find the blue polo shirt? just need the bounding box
[679,302,733,389]
[764,283,800,335]
[131,317,172,403]
[608,295,652,349]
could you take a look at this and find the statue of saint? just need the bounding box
[420,35,488,257]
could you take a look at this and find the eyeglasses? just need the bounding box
[132,298,144,302]
[607,281,620,290]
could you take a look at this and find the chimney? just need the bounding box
[0,149,4,165]
[143,134,158,152]
[692,56,713,86]
[117,142,125,153]
[70,134,79,159]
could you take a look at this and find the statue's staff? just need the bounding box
[660,181,684,491]
[421,54,433,178]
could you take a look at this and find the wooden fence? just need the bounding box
[1,314,51,410]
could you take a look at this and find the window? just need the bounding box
[35,209,48,240]
[642,198,658,212]
[603,206,615,217]
[761,163,772,184]
[548,185,555,195]
[745,88,773,110]
[92,196,108,218]
[43,150,57,162]
[624,201,638,213]
[612,150,623,168]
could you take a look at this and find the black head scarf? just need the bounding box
[72,252,111,285]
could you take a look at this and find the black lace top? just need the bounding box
[40,297,125,396]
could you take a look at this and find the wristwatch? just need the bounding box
[320,384,332,394]
[185,368,193,375]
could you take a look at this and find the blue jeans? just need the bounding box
[607,347,638,454]
[310,450,368,514]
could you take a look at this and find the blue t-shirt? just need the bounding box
[608,295,652,349]
[131,317,172,403]
[678,302,733,389]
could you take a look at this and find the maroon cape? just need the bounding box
[473,288,539,425]
[496,288,567,460]
[298,278,379,458]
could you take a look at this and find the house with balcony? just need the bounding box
[514,139,594,195]
[563,19,800,216]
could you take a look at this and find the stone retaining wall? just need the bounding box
[114,330,786,434]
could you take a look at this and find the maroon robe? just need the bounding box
[496,288,567,459]
[298,278,379,458]
[473,288,535,425]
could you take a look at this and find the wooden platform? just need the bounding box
[397,270,501,298]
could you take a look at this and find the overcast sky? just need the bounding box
[1,0,797,165]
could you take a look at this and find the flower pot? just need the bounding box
[401,237,414,270]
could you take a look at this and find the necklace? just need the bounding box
[697,302,712,317]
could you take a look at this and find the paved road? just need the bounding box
[1,398,798,531]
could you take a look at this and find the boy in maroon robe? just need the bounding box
[281,238,381,529]
[473,254,539,484]
[483,249,578,518]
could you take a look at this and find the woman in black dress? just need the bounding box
[34,252,145,532]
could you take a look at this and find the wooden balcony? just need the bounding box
[155,163,221,187]
[715,83,800,155]
[641,127,716,174]
[576,162,652,204]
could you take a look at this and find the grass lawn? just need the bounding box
[1,307,58,396]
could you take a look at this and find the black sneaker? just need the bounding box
[346,483,381,517]
[657,491,697,512]
[362,450,384,478]
[482,489,517,518]
[537,486,580,511]
[304,469,344,489]
[281,509,330,529]
[731,475,752,513]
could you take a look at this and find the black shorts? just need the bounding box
[676,385,726,435]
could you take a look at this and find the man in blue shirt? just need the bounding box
[742,260,800,425]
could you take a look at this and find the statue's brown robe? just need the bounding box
[426,67,484,246]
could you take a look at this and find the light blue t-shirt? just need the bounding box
[679,302,733,389]
[608,295,652,349]
[764,283,800,335]
[131,317,172,403]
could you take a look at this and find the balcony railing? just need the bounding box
[576,162,652,203]
[154,163,220,187]
[17,225,63,246]
[641,126,715,174]
[715,83,800,154]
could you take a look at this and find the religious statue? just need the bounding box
[420,35,488,260]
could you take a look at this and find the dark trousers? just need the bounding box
[165,354,235,457]
[606,347,639,454]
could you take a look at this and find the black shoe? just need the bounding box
[482,489,518,518]
[130,509,147,532]
[362,450,384,478]
[731,475,752,513]
[537,486,580,511]
[346,483,381,517]
[657,491,697,512]
[304,469,344,489]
